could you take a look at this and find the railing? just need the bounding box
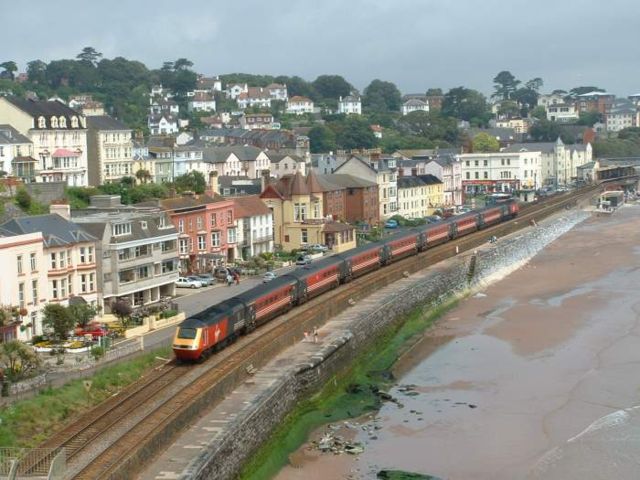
[0,447,65,477]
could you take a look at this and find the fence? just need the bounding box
[0,447,65,478]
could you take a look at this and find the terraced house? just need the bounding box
[71,195,179,312]
[86,115,134,185]
[0,96,89,186]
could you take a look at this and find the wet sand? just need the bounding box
[275,205,640,480]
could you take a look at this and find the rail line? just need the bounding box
[34,185,600,480]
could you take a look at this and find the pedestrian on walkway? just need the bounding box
[226,274,233,286]
[234,272,240,285]
[303,331,309,342]
[313,327,318,343]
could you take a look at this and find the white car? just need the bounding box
[262,271,277,283]
[176,277,203,289]
[307,243,329,252]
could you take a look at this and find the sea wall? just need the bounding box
[182,211,591,479]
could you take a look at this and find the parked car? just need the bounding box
[75,323,108,340]
[195,273,216,286]
[425,215,442,223]
[176,277,203,289]
[384,219,399,229]
[307,243,329,252]
[296,255,313,265]
[262,271,277,283]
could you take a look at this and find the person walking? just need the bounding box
[312,327,318,343]
[234,272,240,285]
[226,274,233,286]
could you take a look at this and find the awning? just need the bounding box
[52,148,80,158]
[12,156,38,163]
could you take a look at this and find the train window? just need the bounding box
[178,328,197,339]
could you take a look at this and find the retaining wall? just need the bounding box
[183,210,590,479]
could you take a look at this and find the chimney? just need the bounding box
[261,169,271,193]
[398,168,404,178]
[411,167,418,177]
[208,171,219,196]
[50,202,70,220]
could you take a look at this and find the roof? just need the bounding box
[159,193,226,211]
[86,115,130,131]
[320,174,377,189]
[3,97,84,126]
[289,96,312,103]
[266,83,286,90]
[0,214,96,248]
[340,95,360,103]
[502,142,558,154]
[266,152,304,164]
[203,146,264,163]
[263,172,310,199]
[416,174,443,185]
[403,98,427,107]
[232,195,270,218]
[0,125,31,145]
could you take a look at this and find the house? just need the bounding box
[0,96,89,186]
[150,98,179,116]
[132,139,155,183]
[188,92,216,112]
[86,115,134,185]
[71,196,179,312]
[605,102,638,132]
[196,75,222,93]
[0,210,99,337]
[239,113,275,130]
[338,95,362,115]
[575,91,615,114]
[237,87,272,109]
[148,113,178,135]
[495,118,531,134]
[227,83,248,100]
[218,176,263,197]
[311,153,340,174]
[396,174,443,219]
[267,152,307,178]
[547,103,579,123]
[260,172,356,253]
[266,83,288,101]
[286,96,314,115]
[203,145,271,178]
[407,155,463,207]
[334,154,398,219]
[370,124,383,139]
[0,124,35,181]
[401,98,429,116]
[538,93,566,109]
[231,195,274,259]
[458,151,542,194]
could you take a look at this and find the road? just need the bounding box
[140,263,298,350]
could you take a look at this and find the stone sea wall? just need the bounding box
[183,211,590,479]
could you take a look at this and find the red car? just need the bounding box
[75,324,109,340]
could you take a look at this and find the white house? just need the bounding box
[338,95,362,115]
[237,87,272,109]
[0,124,34,181]
[458,151,542,194]
[538,93,566,109]
[547,103,579,123]
[266,83,288,101]
[401,98,429,116]
[227,83,248,100]
[266,152,307,178]
[188,92,216,112]
[203,146,271,178]
[286,96,314,115]
[232,195,274,259]
[605,106,637,132]
[148,114,178,135]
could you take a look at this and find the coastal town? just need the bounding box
[1,40,640,479]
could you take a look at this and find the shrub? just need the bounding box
[90,346,105,361]
[0,341,41,381]
[160,309,179,319]
[42,304,75,341]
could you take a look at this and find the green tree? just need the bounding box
[577,111,601,126]
[426,88,443,96]
[525,77,544,92]
[0,61,18,81]
[530,119,561,142]
[530,105,547,121]
[173,171,206,194]
[308,125,337,153]
[397,110,459,143]
[497,100,521,118]
[42,304,75,341]
[493,70,520,100]
[76,47,102,66]
[135,169,152,184]
[0,341,41,381]
[173,58,194,71]
[442,87,490,125]
[362,79,402,113]
[569,86,604,97]
[472,132,500,153]
[274,75,315,98]
[26,60,47,84]
[311,75,352,101]
[512,88,539,114]
[68,303,99,329]
[14,188,32,210]
[329,116,377,149]
[111,300,133,329]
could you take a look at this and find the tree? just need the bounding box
[525,77,544,92]
[0,341,41,381]
[493,70,520,100]
[311,75,352,101]
[329,116,377,149]
[569,86,604,97]
[68,303,98,329]
[173,58,194,71]
[0,61,17,81]
[442,87,490,125]
[512,88,539,114]
[308,125,337,153]
[576,111,601,127]
[426,88,443,96]
[14,188,32,211]
[111,299,133,329]
[174,171,206,194]
[472,132,500,153]
[43,304,76,341]
[76,47,102,66]
[497,100,521,118]
[530,105,547,121]
[530,119,561,142]
[362,79,402,113]
[135,169,152,184]
[26,60,47,84]
[274,75,315,98]
[397,111,459,144]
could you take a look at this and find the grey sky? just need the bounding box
[4,0,640,96]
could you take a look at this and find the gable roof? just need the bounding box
[232,195,270,218]
[4,96,83,123]
[0,125,31,145]
[203,145,264,163]
[502,142,558,154]
[334,155,377,175]
[0,214,96,248]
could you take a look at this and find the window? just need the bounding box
[112,223,132,236]
[31,280,38,303]
[227,228,236,243]
[196,216,203,230]
[475,172,479,179]
[162,260,176,274]
[211,231,220,247]
[18,283,25,308]
[119,269,135,284]
[188,219,193,232]
[178,219,184,233]
[294,203,307,222]
[227,210,233,225]
[179,238,189,255]
[313,202,320,218]
[134,245,149,257]
[17,255,23,275]
[68,274,73,295]
[81,274,88,293]
[138,266,150,279]
[140,220,148,229]
[38,117,46,128]
[484,160,488,166]
[118,248,131,261]
[59,116,66,128]
[159,216,170,229]
[474,160,479,166]
[198,235,206,250]
[30,253,37,271]
[501,159,505,166]
[52,280,58,299]
[210,212,217,227]
[465,161,470,167]
[60,278,67,298]
[50,252,57,269]
[59,251,66,269]
[301,229,308,244]
[484,171,488,179]
[465,172,470,180]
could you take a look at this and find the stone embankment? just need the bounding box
[146,210,590,480]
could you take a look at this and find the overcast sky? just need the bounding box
[4,0,639,96]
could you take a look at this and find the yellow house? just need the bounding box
[260,172,356,253]
[397,174,444,218]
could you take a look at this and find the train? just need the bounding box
[172,199,519,361]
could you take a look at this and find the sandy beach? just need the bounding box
[275,205,640,480]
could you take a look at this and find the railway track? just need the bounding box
[35,186,599,480]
